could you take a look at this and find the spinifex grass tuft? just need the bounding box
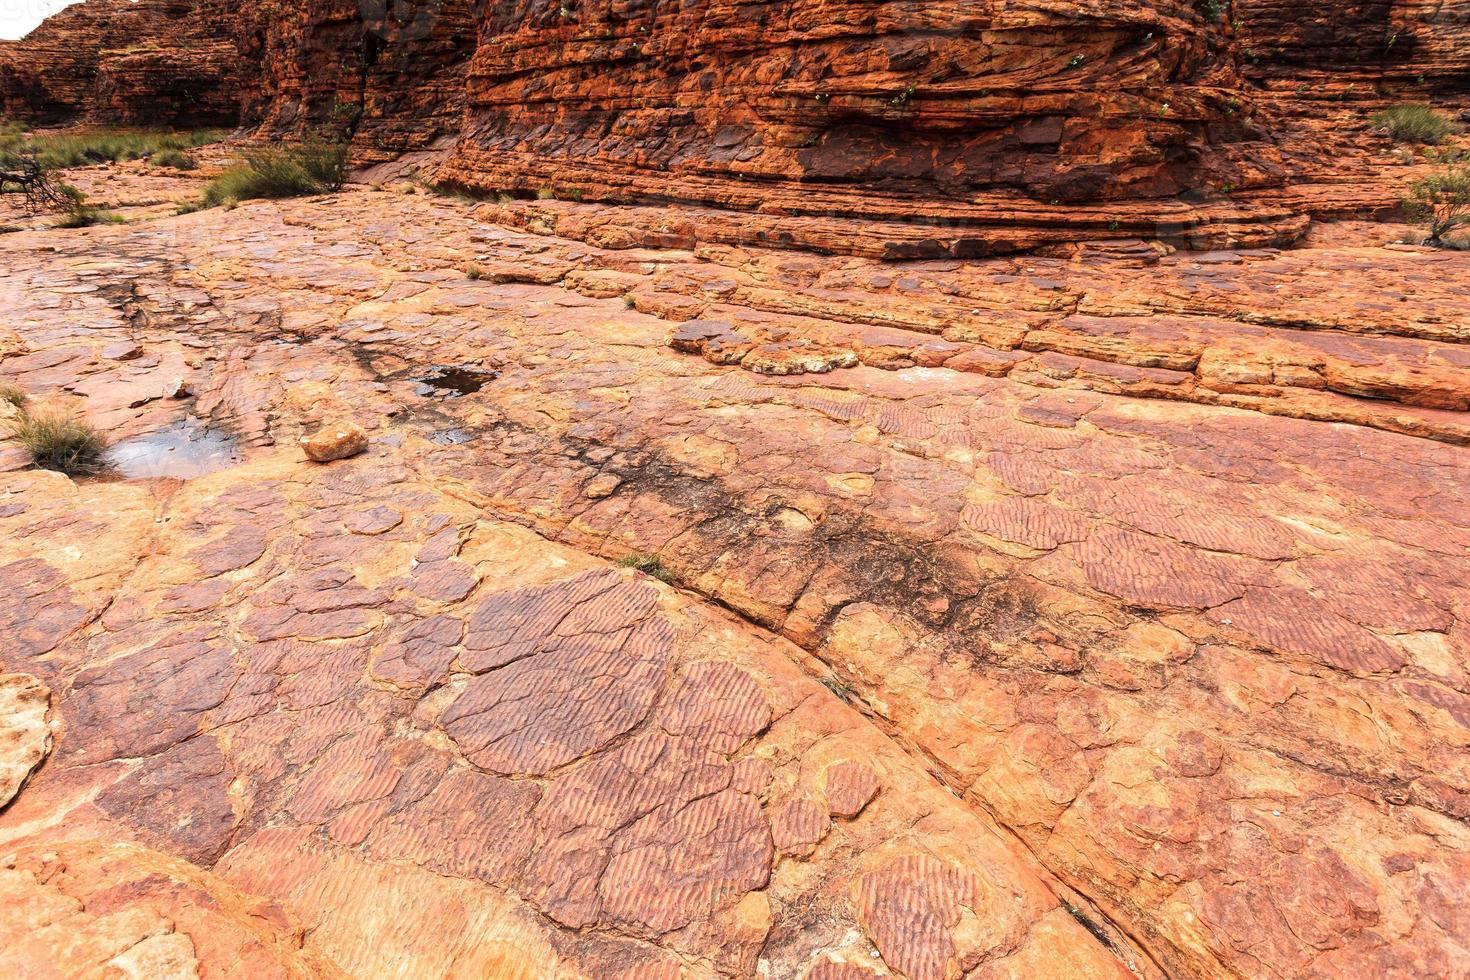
[7,411,108,474]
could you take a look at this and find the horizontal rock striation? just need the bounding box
[0,0,244,125]
[232,0,479,159]
[434,0,1302,254]
[1234,0,1470,102]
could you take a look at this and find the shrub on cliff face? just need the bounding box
[1404,165,1470,247]
[1371,105,1462,145]
[6,411,108,474]
[196,136,349,208]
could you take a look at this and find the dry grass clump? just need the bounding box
[192,136,349,209]
[6,410,108,474]
[1370,104,1462,145]
[1404,164,1470,247]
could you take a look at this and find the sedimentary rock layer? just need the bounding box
[1234,0,1470,100]
[236,0,478,158]
[0,0,243,125]
[435,0,1300,252]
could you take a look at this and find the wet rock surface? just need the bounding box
[0,173,1467,979]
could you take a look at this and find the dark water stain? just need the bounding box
[412,365,500,398]
[106,419,242,480]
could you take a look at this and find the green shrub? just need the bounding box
[0,383,26,408]
[6,411,108,474]
[616,552,672,583]
[151,148,197,170]
[1,128,224,170]
[53,198,125,228]
[1404,164,1470,245]
[196,135,348,208]
[1370,105,1462,145]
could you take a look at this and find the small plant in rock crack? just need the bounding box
[616,552,672,583]
[820,675,855,704]
[460,263,484,280]
[7,410,108,474]
[0,382,27,408]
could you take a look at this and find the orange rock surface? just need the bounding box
[2,172,1468,976]
[1,2,1469,979]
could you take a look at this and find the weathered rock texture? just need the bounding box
[235,0,479,159]
[1235,0,1470,99]
[1,170,1468,977]
[0,0,244,125]
[434,0,1305,254]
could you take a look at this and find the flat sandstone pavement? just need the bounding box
[0,177,1467,979]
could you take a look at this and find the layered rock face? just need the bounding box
[0,0,244,125]
[435,0,1301,254]
[235,0,478,158]
[1234,0,1470,100]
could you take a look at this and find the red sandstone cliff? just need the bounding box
[438,0,1275,206]
[5,0,1467,209]
[0,0,243,126]
[1235,0,1470,99]
[235,0,478,158]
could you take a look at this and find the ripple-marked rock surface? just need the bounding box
[1,182,1467,979]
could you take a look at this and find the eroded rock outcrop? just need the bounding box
[1235,0,1470,99]
[235,0,478,159]
[434,0,1304,254]
[0,0,243,125]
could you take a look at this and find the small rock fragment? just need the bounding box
[103,342,143,361]
[167,377,193,399]
[824,761,881,819]
[584,473,622,498]
[299,421,369,462]
[0,673,51,808]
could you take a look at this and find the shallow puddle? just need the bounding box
[412,365,500,398]
[107,419,242,480]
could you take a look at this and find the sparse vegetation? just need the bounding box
[616,552,672,583]
[192,135,348,209]
[0,383,26,408]
[0,125,223,169]
[461,263,484,280]
[1,129,80,213]
[2,123,210,219]
[1370,104,1462,145]
[1403,164,1470,247]
[151,148,197,170]
[53,203,124,228]
[6,410,108,474]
